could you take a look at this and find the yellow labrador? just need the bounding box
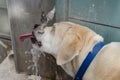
[34,21,120,80]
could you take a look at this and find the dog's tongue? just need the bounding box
[19,33,33,42]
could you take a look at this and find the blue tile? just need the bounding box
[69,0,120,27]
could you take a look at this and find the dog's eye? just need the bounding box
[38,31,44,34]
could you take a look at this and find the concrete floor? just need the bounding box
[0,52,41,80]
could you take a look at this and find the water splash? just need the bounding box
[27,75,41,80]
[26,7,55,80]
[47,7,55,21]
[27,44,45,80]
[31,46,40,76]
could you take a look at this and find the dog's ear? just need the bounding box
[57,33,81,65]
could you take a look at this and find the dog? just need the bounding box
[33,21,120,80]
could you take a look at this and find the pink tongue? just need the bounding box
[19,33,33,42]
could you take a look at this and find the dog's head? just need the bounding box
[33,7,55,41]
[32,8,81,66]
[33,21,104,67]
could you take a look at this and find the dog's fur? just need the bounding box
[34,22,120,80]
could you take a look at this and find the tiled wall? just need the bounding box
[56,0,120,44]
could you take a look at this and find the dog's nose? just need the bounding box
[33,24,40,29]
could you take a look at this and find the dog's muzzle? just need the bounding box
[19,32,42,47]
[31,31,42,47]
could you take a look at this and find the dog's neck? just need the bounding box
[60,35,103,77]
[79,35,104,66]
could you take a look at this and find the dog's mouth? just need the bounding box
[19,32,42,47]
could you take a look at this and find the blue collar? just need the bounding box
[74,42,104,80]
